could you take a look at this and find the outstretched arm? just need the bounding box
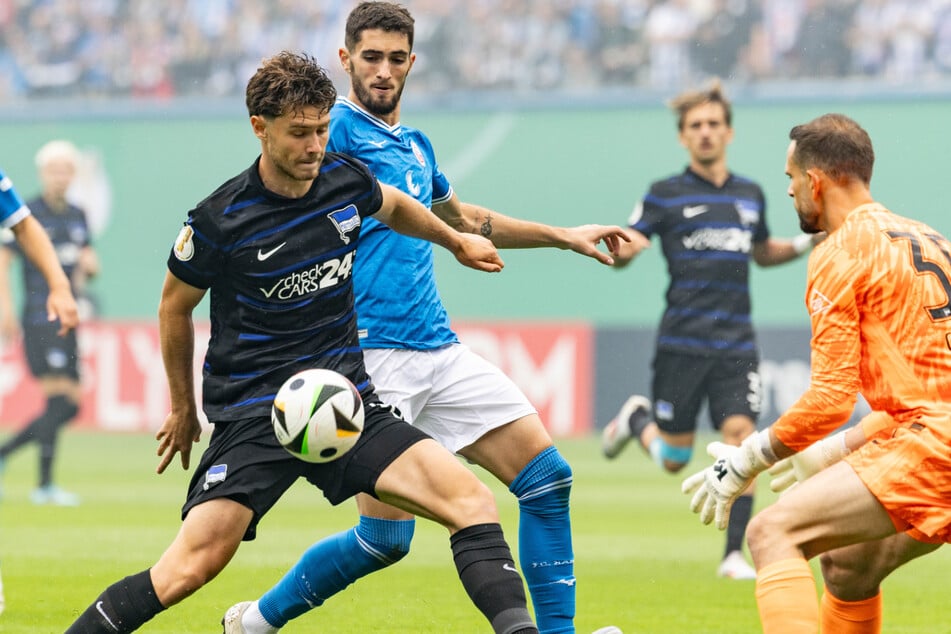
[374,183,504,273]
[433,192,637,265]
[752,233,825,267]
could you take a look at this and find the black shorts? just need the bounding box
[181,399,430,541]
[23,321,79,380]
[651,350,761,434]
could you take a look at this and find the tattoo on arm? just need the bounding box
[480,214,493,238]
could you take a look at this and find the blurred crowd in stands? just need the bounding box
[2,0,951,102]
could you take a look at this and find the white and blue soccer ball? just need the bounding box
[271,368,365,463]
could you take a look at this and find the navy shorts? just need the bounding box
[651,350,761,434]
[23,320,79,380]
[182,399,430,541]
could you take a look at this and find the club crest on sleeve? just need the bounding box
[809,289,833,316]
[174,225,195,261]
[203,464,227,491]
[328,204,361,244]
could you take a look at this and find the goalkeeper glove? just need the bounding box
[768,429,850,494]
[682,429,777,530]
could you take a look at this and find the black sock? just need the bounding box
[64,569,164,633]
[450,523,538,634]
[36,395,78,487]
[0,412,46,459]
[726,494,754,556]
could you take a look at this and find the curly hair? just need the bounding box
[245,51,337,119]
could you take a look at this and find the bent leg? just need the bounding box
[255,495,416,630]
[460,415,575,634]
[747,462,898,634]
[66,498,250,633]
[818,533,940,634]
[377,438,536,634]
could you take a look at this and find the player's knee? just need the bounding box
[511,446,573,509]
[356,516,416,564]
[452,476,499,525]
[820,552,880,600]
[648,437,692,472]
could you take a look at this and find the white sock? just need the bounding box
[241,601,280,634]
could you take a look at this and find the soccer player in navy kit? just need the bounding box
[226,4,628,634]
[0,140,98,507]
[64,52,539,634]
[0,166,79,616]
[600,81,818,580]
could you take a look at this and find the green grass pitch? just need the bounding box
[0,431,948,633]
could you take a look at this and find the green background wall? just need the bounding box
[2,99,948,326]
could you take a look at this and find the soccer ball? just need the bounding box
[271,368,365,463]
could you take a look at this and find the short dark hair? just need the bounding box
[789,114,874,185]
[345,1,415,52]
[669,79,732,130]
[245,51,337,119]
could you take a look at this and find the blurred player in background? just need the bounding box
[682,112,951,633]
[0,140,95,507]
[0,165,80,615]
[226,4,627,634]
[65,51,540,634]
[600,80,818,580]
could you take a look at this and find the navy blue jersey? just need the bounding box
[5,196,90,325]
[166,153,383,423]
[629,168,769,357]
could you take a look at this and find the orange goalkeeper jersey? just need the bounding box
[773,203,951,451]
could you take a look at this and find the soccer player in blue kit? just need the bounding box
[225,3,629,634]
[0,166,79,616]
[64,51,540,634]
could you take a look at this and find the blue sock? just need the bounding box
[509,446,575,634]
[258,516,415,627]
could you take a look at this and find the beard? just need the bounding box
[350,69,403,117]
[797,207,821,234]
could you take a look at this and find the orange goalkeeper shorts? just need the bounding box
[846,421,951,544]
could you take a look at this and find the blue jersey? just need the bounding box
[631,168,769,358]
[328,97,457,350]
[0,169,32,229]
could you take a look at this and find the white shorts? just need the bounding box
[363,344,537,453]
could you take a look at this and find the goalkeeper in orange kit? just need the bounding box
[682,113,951,634]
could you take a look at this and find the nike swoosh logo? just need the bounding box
[368,139,386,148]
[683,204,709,218]
[96,601,120,631]
[502,563,519,573]
[257,242,287,261]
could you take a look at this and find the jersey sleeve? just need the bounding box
[772,246,864,450]
[166,210,225,290]
[0,170,31,230]
[427,135,452,205]
[752,186,770,243]
[629,187,665,238]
